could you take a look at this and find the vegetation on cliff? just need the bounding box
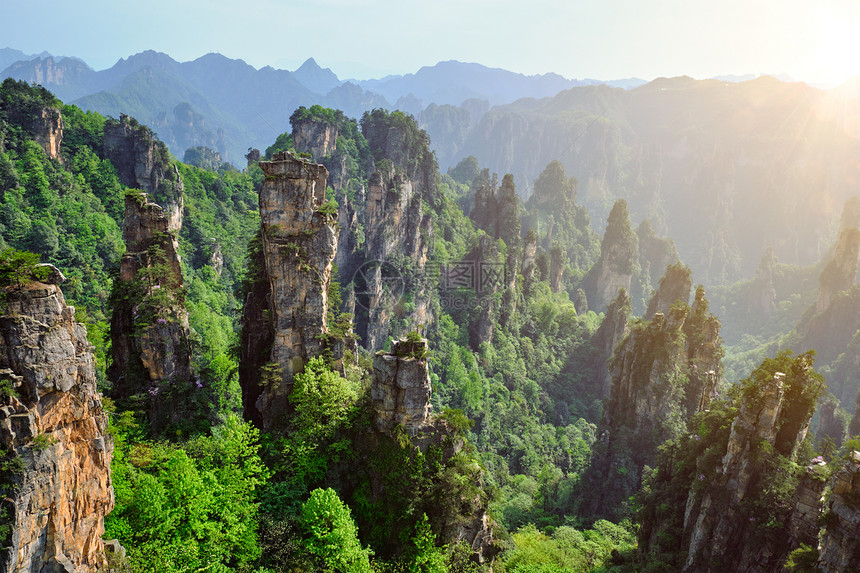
[5,77,860,572]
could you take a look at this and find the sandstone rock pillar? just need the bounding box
[249,152,337,427]
[0,272,113,573]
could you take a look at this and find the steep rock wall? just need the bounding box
[816,227,860,313]
[591,289,631,399]
[293,118,338,162]
[680,359,822,573]
[371,338,433,432]
[369,337,497,563]
[241,152,337,428]
[818,452,860,572]
[110,193,192,430]
[31,107,63,160]
[104,114,185,231]
[583,199,639,312]
[359,165,433,350]
[583,267,722,519]
[0,274,112,573]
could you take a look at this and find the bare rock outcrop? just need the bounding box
[371,338,432,432]
[369,337,498,563]
[360,164,433,350]
[815,400,846,449]
[752,248,778,316]
[645,262,692,319]
[31,107,63,160]
[583,267,722,520]
[0,275,112,573]
[469,171,520,249]
[104,114,184,231]
[240,152,338,428]
[818,451,860,572]
[293,117,338,162]
[110,192,192,430]
[816,227,860,313]
[583,199,639,312]
[681,354,822,573]
[591,289,631,398]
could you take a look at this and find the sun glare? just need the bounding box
[810,7,860,86]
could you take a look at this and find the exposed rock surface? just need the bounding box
[240,152,337,428]
[788,468,826,550]
[369,337,497,563]
[583,199,639,312]
[469,170,520,249]
[104,114,185,230]
[682,372,788,572]
[521,230,538,289]
[815,400,846,449]
[818,451,860,572]
[645,263,692,319]
[549,245,565,293]
[816,227,860,313]
[0,276,112,573]
[752,248,777,316]
[371,338,432,432]
[681,361,821,573]
[292,118,338,162]
[637,220,680,301]
[465,235,502,349]
[32,107,63,160]
[591,289,631,398]
[1,93,64,160]
[359,164,433,350]
[110,193,192,430]
[584,267,722,519]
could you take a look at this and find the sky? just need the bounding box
[3,0,860,86]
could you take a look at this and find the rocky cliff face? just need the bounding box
[31,107,63,160]
[818,451,860,572]
[371,338,433,433]
[0,273,113,573]
[591,289,631,399]
[583,199,639,312]
[815,400,846,449]
[679,354,823,573]
[469,170,520,249]
[683,372,788,572]
[369,337,497,563]
[645,263,692,319]
[752,248,778,316]
[608,269,721,437]
[358,164,434,350]
[110,192,192,430]
[104,114,185,230]
[292,118,338,162]
[816,227,860,313]
[521,230,538,289]
[240,152,337,428]
[583,266,722,519]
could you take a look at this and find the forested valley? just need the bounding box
[2,74,860,573]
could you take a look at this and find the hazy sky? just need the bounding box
[3,0,860,85]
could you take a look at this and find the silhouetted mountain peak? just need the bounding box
[293,57,341,95]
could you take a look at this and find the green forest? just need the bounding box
[2,77,860,573]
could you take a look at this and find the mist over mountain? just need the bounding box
[447,75,860,284]
[5,39,860,570]
[0,49,644,165]
[353,59,645,108]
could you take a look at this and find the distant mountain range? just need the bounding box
[451,74,860,284]
[0,48,647,164]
